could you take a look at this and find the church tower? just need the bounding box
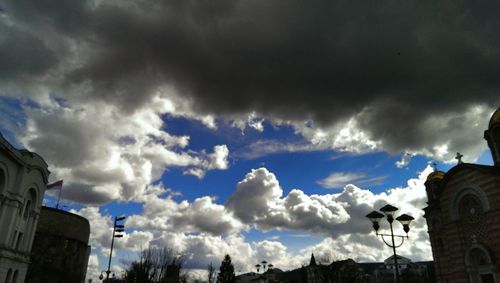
[484,107,500,166]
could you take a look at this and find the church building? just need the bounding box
[424,108,500,283]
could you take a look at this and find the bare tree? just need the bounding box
[207,262,217,283]
[124,247,184,283]
[318,251,342,265]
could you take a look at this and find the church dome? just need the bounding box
[427,171,445,182]
[489,108,500,128]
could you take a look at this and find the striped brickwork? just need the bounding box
[425,164,500,283]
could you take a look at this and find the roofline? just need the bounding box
[440,163,500,187]
[0,133,50,183]
[0,133,25,165]
[41,206,90,224]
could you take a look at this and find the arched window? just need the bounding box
[465,245,498,283]
[23,200,31,220]
[458,194,483,221]
[11,271,17,283]
[23,189,37,220]
[450,186,489,221]
[4,269,12,283]
[468,248,490,266]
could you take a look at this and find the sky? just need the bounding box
[0,0,500,281]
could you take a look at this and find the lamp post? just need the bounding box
[105,215,126,281]
[366,204,414,283]
[256,261,271,273]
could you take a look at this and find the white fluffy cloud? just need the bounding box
[18,95,229,204]
[126,185,244,236]
[227,166,433,255]
[76,165,434,282]
[227,168,354,234]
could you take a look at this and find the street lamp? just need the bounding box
[105,215,126,281]
[261,261,268,272]
[366,204,414,283]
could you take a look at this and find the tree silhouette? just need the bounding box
[207,262,217,283]
[124,247,183,283]
[217,255,236,283]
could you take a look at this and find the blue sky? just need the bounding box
[1,0,500,280]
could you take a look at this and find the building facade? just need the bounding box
[0,133,50,283]
[25,206,91,283]
[366,256,434,283]
[424,108,500,283]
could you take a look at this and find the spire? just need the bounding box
[309,253,317,267]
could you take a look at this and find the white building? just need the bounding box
[384,255,412,271]
[0,133,50,283]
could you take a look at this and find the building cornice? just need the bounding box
[0,133,50,183]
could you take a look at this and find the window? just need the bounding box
[4,269,12,283]
[458,194,483,220]
[15,232,23,250]
[23,200,31,220]
[468,247,490,266]
[22,189,37,220]
[451,187,490,220]
[11,230,17,248]
[480,274,495,283]
[465,246,496,283]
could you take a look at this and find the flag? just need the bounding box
[47,180,63,190]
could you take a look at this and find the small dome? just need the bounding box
[427,171,445,182]
[489,108,500,128]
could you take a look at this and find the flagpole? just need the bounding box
[55,186,63,209]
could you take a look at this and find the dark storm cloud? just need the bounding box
[0,22,58,80]
[3,0,500,152]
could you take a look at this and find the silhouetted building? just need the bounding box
[242,256,432,283]
[26,206,91,283]
[424,108,500,283]
[236,268,284,283]
[364,256,434,283]
[273,254,332,283]
[0,133,50,283]
[236,271,260,283]
[330,259,370,283]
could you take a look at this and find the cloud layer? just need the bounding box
[1,0,499,163]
